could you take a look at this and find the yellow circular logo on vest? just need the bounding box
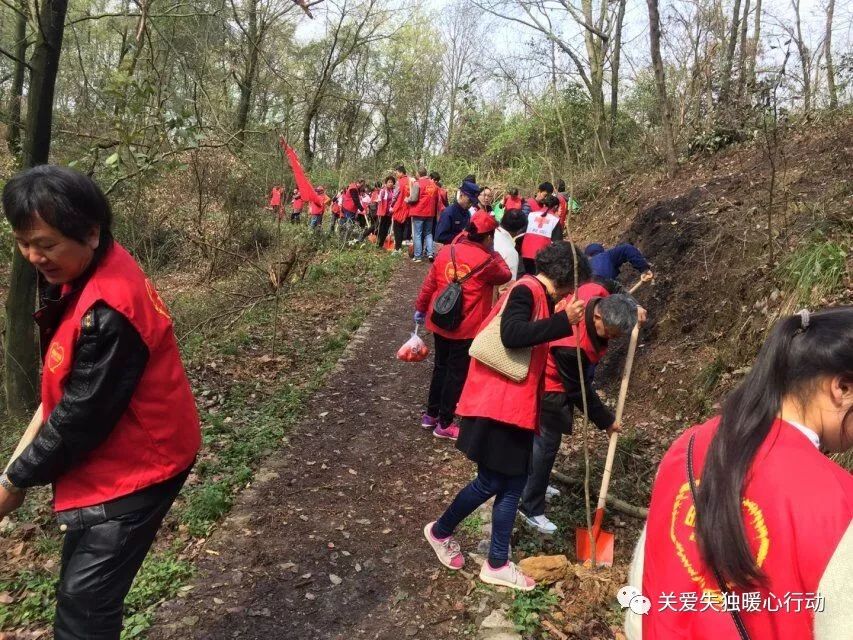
[47,342,65,373]
[444,263,471,282]
[146,279,171,320]
[670,479,770,594]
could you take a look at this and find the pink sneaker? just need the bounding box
[423,522,465,570]
[421,414,438,430]
[479,560,536,591]
[433,422,459,440]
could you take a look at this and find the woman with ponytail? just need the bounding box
[626,307,853,640]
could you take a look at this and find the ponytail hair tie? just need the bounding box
[797,308,810,332]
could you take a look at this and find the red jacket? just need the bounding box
[410,176,438,218]
[520,210,560,260]
[308,193,329,215]
[641,417,853,640]
[543,282,609,393]
[556,193,568,227]
[43,243,200,511]
[341,182,360,212]
[455,276,552,431]
[269,187,282,207]
[292,195,304,212]
[437,187,449,213]
[392,175,411,223]
[415,238,512,340]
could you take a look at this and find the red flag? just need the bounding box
[282,141,322,205]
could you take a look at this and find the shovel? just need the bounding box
[575,322,640,566]
[5,404,44,472]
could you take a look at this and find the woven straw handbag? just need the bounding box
[468,292,531,382]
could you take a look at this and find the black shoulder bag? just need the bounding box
[430,245,492,331]
[687,433,752,640]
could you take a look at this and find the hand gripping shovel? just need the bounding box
[575,323,640,566]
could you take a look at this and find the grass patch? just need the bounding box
[508,587,559,634]
[779,237,848,305]
[458,512,484,537]
[0,570,55,628]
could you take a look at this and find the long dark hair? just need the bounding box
[696,306,853,588]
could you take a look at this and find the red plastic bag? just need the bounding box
[397,331,430,362]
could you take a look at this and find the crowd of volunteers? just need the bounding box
[0,156,848,640]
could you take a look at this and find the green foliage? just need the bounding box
[121,553,194,639]
[780,237,848,305]
[458,512,484,536]
[0,570,56,627]
[508,587,559,634]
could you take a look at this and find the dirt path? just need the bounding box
[150,260,476,640]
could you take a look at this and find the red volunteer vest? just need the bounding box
[455,276,551,431]
[556,193,568,228]
[520,210,560,259]
[417,239,505,340]
[437,188,449,212]
[411,177,438,218]
[377,188,391,217]
[341,183,359,211]
[269,187,282,206]
[543,282,609,393]
[642,417,853,640]
[292,195,304,211]
[526,197,544,213]
[309,193,328,215]
[392,175,411,223]
[42,243,201,511]
[504,195,522,210]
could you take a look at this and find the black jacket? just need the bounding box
[7,278,149,489]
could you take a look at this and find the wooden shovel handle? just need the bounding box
[4,404,44,474]
[595,324,640,510]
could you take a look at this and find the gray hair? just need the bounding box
[598,294,637,334]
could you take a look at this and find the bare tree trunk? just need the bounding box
[791,0,811,114]
[235,0,260,146]
[6,0,28,155]
[735,0,751,106]
[746,0,762,91]
[719,0,743,111]
[825,0,837,109]
[646,0,677,175]
[5,0,69,416]
[609,0,627,147]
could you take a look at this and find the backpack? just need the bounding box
[430,244,492,331]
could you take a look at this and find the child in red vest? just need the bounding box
[423,242,590,591]
[627,307,853,640]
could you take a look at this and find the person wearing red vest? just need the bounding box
[503,188,523,211]
[522,181,554,217]
[423,242,588,592]
[290,188,304,224]
[0,166,200,639]
[625,307,853,640]
[376,175,396,248]
[268,184,283,219]
[414,212,512,439]
[520,194,563,275]
[519,288,638,534]
[391,165,411,252]
[307,186,330,230]
[409,167,439,262]
[341,179,365,223]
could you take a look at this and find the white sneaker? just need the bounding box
[545,485,561,500]
[519,512,558,535]
[479,560,536,591]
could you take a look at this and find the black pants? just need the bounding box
[426,334,473,424]
[290,211,302,224]
[393,220,406,250]
[377,216,392,246]
[54,474,187,639]
[520,392,572,517]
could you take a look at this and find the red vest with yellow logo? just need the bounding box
[543,282,609,393]
[410,177,438,218]
[455,276,551,431]
[641,417,853,639]
[43,242,201,511]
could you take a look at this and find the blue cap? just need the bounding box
[585,243,605,257]
[459,181,481,201]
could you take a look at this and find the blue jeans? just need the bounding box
[412,217,434,259]
[343,209,357,222]
[433,465,527,567]
[309,214,323,229]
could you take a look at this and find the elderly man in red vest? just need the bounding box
[0,166,201,639]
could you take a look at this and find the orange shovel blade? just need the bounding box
[575,526,615,567]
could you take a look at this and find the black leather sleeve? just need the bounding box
[7,303,150,488]
[551,346,614,430]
